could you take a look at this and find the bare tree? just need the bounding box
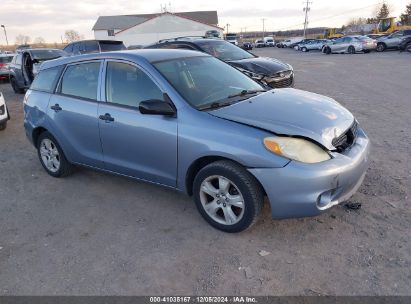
[34,36,46,45]
[346,17,367,27]
[64,30,83,43]
[15,34,31,45]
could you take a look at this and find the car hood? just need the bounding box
[209,88,354,150]
[228,57,290,76]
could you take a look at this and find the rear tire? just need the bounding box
[301,47,308,52]
[406,42,411,53]
[193,160,264,233]
[37,131,73,178]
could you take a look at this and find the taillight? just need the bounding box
[0,63,6,68]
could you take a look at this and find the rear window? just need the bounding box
[0,56,13,63]
[30,66,63,93]
[99,42,126,52]
[404,30,411,36]
[60,62,100,100]
[30,49,65,62]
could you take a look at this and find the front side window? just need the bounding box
[30,66,62,92]
[105,61,163,107]
[154,56,264,109]
[61,62,100,100]
[196,40,254,61]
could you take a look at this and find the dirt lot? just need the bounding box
[0,49,410,296]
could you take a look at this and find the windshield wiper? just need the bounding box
[198,89,267,111]
[228,89,266,98]
[198,101,235,111]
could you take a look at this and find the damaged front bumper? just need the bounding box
[248,128,370,219]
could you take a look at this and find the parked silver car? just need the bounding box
[376,29,411,52]
[299,39,330,52]
[323,36,377,54]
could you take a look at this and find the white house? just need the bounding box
[92,11,223,47]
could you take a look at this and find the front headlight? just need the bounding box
[263,136,331,163]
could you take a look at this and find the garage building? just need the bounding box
[92,11,222,47]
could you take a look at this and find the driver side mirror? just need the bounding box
[139,100,176,117]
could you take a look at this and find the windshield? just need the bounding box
[154,56,265,110]
[99,42,126,52]
[30,49,65,61]
[196,40,254,61]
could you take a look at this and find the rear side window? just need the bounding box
[30,66,62,93]
[60,62,101,100]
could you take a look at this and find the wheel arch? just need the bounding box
[185,155,266,197]
[32,126,49,147]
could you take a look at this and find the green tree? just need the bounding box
[376,3,390,19]
[400,3,411,25]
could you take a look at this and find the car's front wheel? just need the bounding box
[348,46,355,54]
[376,43,386,52]
[193,160,264,233]
[10,77,25,94]
[406,42,411,52]
[301,47,308,52]
[37,131,73,177]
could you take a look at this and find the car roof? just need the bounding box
[66,39,124,45]
[39,49,209,70]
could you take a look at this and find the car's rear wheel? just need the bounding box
[376,43,386,52]
[193,160,264,233]
[10,77,25,94]
[406,42,411,52]
[301,47,308,52]
[348,46,355,54]
[37,131,73,178]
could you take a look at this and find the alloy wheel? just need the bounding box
[199,175,245,225]
[39,138,61,173]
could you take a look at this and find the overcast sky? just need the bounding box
[0,0,408,43]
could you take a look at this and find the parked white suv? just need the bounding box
[0,91,10,130]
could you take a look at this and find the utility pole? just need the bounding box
[226,23,230,34]
[303,0,312,38]
[1,25,8,46]
[262,18,266,39]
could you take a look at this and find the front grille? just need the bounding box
[268,74,294,88]
[332,121,358,152]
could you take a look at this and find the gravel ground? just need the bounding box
[0,48,410,295]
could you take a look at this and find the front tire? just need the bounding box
[193,160,264,233]
[406,42,411,53]
[376,43,386,52]
[348,46,355,54]
[301,47,308,52]
[10,77,25,94]
[37,131,73,178]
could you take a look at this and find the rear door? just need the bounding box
[386,31,403,48]
[97,60,177,187]
[48,60,104,167]
[10,53,25,86]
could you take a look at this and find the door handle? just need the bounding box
[50,104,62,112]
[99,113,114,122]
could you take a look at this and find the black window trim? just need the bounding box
[101,58,169,111]
[56,60,103,103]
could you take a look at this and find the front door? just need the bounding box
[98,60,178,187]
